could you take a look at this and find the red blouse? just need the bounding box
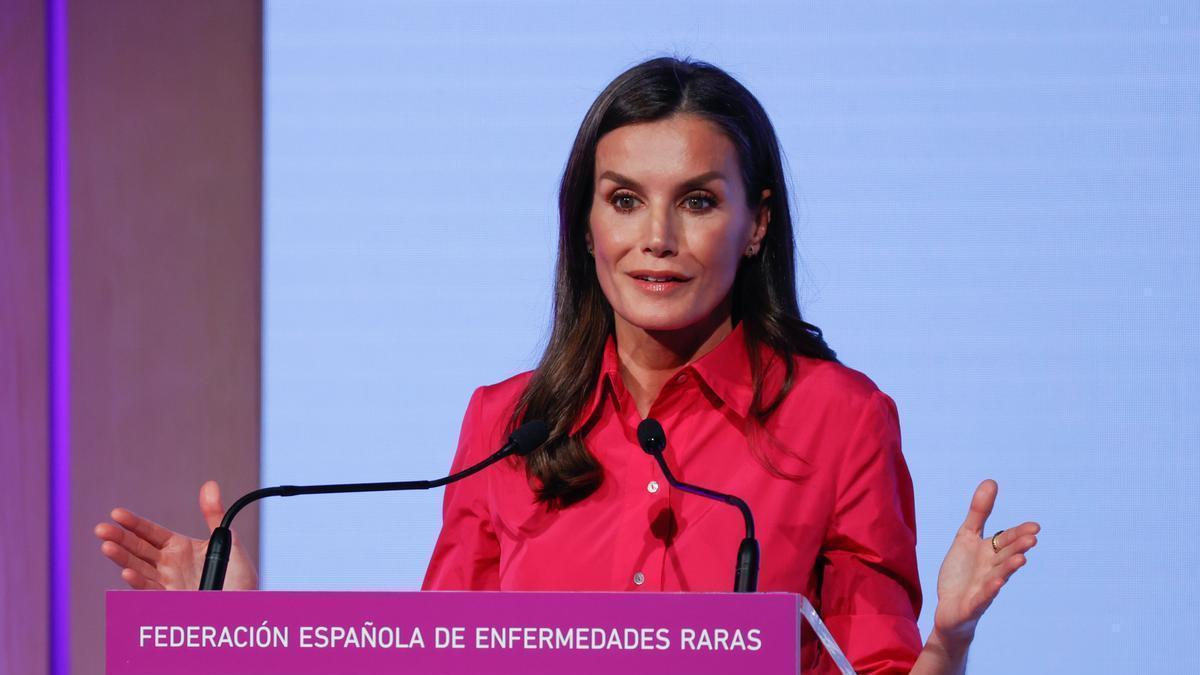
[423,325,923,673]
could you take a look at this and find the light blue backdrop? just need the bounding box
[261,2,1199,672]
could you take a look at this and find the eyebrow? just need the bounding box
[597,170,727,192]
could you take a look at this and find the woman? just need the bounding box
[96,57,1039,674]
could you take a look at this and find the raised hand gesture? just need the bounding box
[932,479,1039,645]
[94,480,258,591]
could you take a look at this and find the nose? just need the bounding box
[643,202,678,258]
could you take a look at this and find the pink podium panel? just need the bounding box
[106,590,803,674]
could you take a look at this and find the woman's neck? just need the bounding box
[614,307,734,418]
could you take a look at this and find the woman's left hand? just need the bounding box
[931,479,1039,649]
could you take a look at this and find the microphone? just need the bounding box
[636,418,759,593]
[198,419,550,590]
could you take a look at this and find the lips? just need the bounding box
[627,270,692,294]
[628,270,692,283]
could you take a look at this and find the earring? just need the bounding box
[744,244,759,257]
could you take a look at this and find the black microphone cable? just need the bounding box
[636,418,759,593]
[198,419,550,590]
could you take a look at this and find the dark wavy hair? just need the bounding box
[510,56,836,508]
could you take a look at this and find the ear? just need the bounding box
[584,230,594,254]
[751,188,771,247]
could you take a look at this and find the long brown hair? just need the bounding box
[511,57,836,508]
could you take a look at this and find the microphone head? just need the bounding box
[509,419,550,456]
[636,418,666,456]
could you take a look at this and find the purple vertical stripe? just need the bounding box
[47,0,70,673]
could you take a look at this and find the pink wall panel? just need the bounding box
[68,2,263,673]
[0,1,50,673]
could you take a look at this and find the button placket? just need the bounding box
[632,445,668,591]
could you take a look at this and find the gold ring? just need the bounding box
[991,529,1005,554]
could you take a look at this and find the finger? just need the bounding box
[120,567,166,591]
[110,507,172,549]
[990,522,1040,554]
[94,522,161,565]
[997,553,1027,583]
[199,480,227,533]
[995,534,1038,564]
[960,479,998,536]
[100,541,161,584]
[973,553,1028,608]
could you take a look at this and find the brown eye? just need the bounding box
[612,192,641,212]
[682,193,717,211]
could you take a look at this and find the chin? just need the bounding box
[617,306,712,334]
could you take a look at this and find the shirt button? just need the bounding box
[647,480,660,494]
[675,373,688,384]
[633,572,645,586]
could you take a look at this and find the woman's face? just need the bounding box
[588,113,768,336]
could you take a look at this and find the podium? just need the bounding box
[106,590,856,674]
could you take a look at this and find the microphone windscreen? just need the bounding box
[636,418,666,455]
[509,419,550,456]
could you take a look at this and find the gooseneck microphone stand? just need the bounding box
[198,419,550,590]
[636,418,759,592]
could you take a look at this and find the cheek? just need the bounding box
[588,214,638,264]
[586,218,622,295]
[694,223,750,284]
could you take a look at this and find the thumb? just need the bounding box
[960,479,998,536]
[199,480,227,532]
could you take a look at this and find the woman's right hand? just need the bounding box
[94,480,259,591]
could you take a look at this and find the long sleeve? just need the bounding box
[421,386,502,590]
[818,390,923,674]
